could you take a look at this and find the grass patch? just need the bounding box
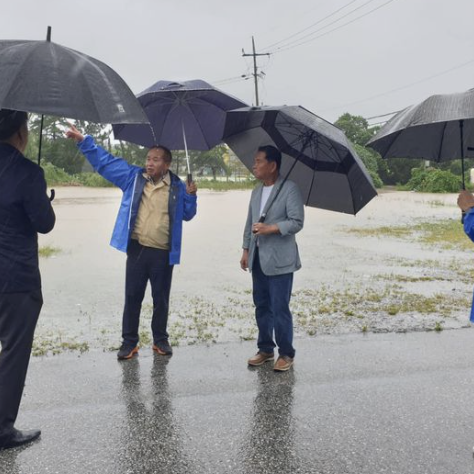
[32,336,89,356]
[39,246,61,258]
[291,284,471,330]
[195,179,256,191]
[348,219,471,251]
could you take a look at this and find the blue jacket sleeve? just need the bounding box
[182,183,197,222]
[464,208,474,242]
[78,135,141,191]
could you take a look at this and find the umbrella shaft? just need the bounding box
[460,119,465,190]
[181,124,191,174]
[37,114,45,165]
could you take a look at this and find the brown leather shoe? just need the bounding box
[248,351,274,367]
[274,355,294,372]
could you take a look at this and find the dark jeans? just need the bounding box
[252,250,295,358]
[122,240,174,347]
[0,290,42,435]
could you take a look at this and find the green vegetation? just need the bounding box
[335,112,473,191]
[195,179,256,191]
[39,245,61,257]
[404,167,463,193]
[32,336,89,357]
[27,113,473,192]
[348,219,471,251]
[75,172,114,187]
[41,162,79,186]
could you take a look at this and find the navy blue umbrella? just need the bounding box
[113,79,247,180]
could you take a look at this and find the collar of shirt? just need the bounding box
[143,171,171,186]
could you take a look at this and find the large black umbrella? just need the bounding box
[113,79,247,181]
[0,27,148,164]
[366,88,474,188]
[223,105,377,215]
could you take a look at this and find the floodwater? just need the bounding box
[36,186,473,352]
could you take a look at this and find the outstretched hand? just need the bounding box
[65,123,84,143]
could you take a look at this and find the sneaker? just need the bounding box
[117,344,139,360]
[248,351,274,367]
[274,355,294,372]
[153,340,173,356]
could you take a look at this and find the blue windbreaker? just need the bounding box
[77,136,197,265]
[463,209,474,321]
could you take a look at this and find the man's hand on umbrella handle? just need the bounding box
[457,190,474,212]
[252,223,279,236]
[65,122,84,143]
[240,249,249,271]
[186,181,197,195]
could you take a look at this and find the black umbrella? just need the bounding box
[113,79,247,182]
[366,88,474,189]
[223,105,377,215]
[0,27,148,165]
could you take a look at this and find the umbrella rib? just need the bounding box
[306,163,316,206]
[67,48,109,122]
[187,104,212,149]
[437,122,448,162]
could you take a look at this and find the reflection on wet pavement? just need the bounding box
[118,357,196,474]
[241,367,297,473]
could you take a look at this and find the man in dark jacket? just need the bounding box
[0,109,56,450]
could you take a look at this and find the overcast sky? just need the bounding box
[2,0,474,125]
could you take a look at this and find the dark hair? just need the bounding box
[149,145,172,163]
[0,109,28,141]
[258,145,281,171]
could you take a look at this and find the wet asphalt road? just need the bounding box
[2,330,474,474]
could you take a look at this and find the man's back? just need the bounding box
[0,144,55,293]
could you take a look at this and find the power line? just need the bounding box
[365,110,402,120]
[213,75,251,86]
[321,57,474,113]
[261,0,361,52]
[271,0,397,55]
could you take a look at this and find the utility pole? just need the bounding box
[242,36,270,106]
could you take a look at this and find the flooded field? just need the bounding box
[35,186,474,355]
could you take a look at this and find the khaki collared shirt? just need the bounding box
[131,172,170,249]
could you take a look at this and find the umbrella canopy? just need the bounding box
[366,89,474,187]
[0,37,148,124]
[112,79,247,150]
[223,105,377,215]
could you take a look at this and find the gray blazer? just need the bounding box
[243,176,304,276]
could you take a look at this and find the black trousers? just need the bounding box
[122,240,174,347]
[0,290,42,435]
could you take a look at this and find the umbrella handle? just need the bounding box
[187,173,193,184]
[49,189,55,202]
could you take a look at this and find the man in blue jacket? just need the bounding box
[458,189,474,322]
[66,124,197,360]
[0,109,56,450]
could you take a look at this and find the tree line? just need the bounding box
[25,113,470,192]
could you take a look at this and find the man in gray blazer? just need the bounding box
[240,145,304,372]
